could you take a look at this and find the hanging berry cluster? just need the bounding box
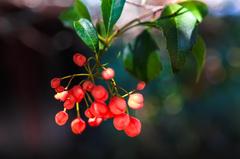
[51,53,146,137]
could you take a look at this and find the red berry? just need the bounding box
[128,93,144,110]
[84,108,94,118]
[71,118,86,134]
[54,91,68,102]
[113,113,130,131]
[88,117,103,127]
[90,101,108,117]
[124,116,141,137]
[91,85,109,102]
[55,111,68,126]
[103,111,114,120]
[64,99,75,110]
[136,81,146,91]
[51,78,61,89]
[102,68,115,80]
[73,53,86,67]
[55,86,65,93]
[109,96,127,115]
[82,80,94,92]
[71,85,84,102]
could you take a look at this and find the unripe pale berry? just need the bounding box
[73,53,86,67]
[55,111,68,126]
[54,91,68,102]
[88,117,103,127]
[51,78,61,89]
[90,102,108,117]
[71,85,84,102]
[55,86,65,93]
[128,93,144,110]
[124,116,141,137]
[102,68,115,80]
[109,96,127,115]
[136,81,146,91]
[91,85,108,102]
[113,113,130,131]
[71,118,86,134]
[82,80,94,92]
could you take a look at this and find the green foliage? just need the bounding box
[101,0,126,35]
[192,36,206,82]
[156,4,198,73]
[123,31,162,82]
[73,18,99,53]
[59,0,208,82]
[178,0,208,22]
[59,0,91,28]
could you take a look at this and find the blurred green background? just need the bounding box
[0,0,240,158]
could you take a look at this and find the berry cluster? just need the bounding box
[51,53,146,137]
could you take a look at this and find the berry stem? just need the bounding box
[65,75,75,89]
[122,90,136,98]
[111,78,119,95]
[64,108,67,112]
[76,102,80,118]
[106,81,114,97]
[83,97,90,108]
[61,74,90,80]
[85,92,93,103]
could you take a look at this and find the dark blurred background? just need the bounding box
[0,0,240,159]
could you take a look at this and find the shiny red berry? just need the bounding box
[71,85,84,102]
[82,80,94,92]
[124,116,141,137]
[136,81,146,91]
[54,91,68,102]
[113,113,130,131]
[91,85,108,102]
[55,111,68,126]
[102,68,115,80]
[109,96,127,115]
[64,99,75,110]
[51,78,61,89]
[84,108,94,118]
[88,117,103,127]
[128,93,144,110]
[90,101,108,117]
[71,118,86,134]
[55,86,65,93]
[73,53,86,67]
[103,111,114,120]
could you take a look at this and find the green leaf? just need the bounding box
[59,0,91,28]
[179,0,208,22]
[73,18,99,53]
[123,30,162,82]
[156,4,198,72]
[101,0,126,35]
[192,35,206,82]
[74,0,91,20]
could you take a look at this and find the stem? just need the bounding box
[65,75,75,89]
[84,97,90,108]
[85,92,93,103]
[111,78,119,95]
[76,102,80,117]
[122,90,136,98]
[61,74,90,80]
